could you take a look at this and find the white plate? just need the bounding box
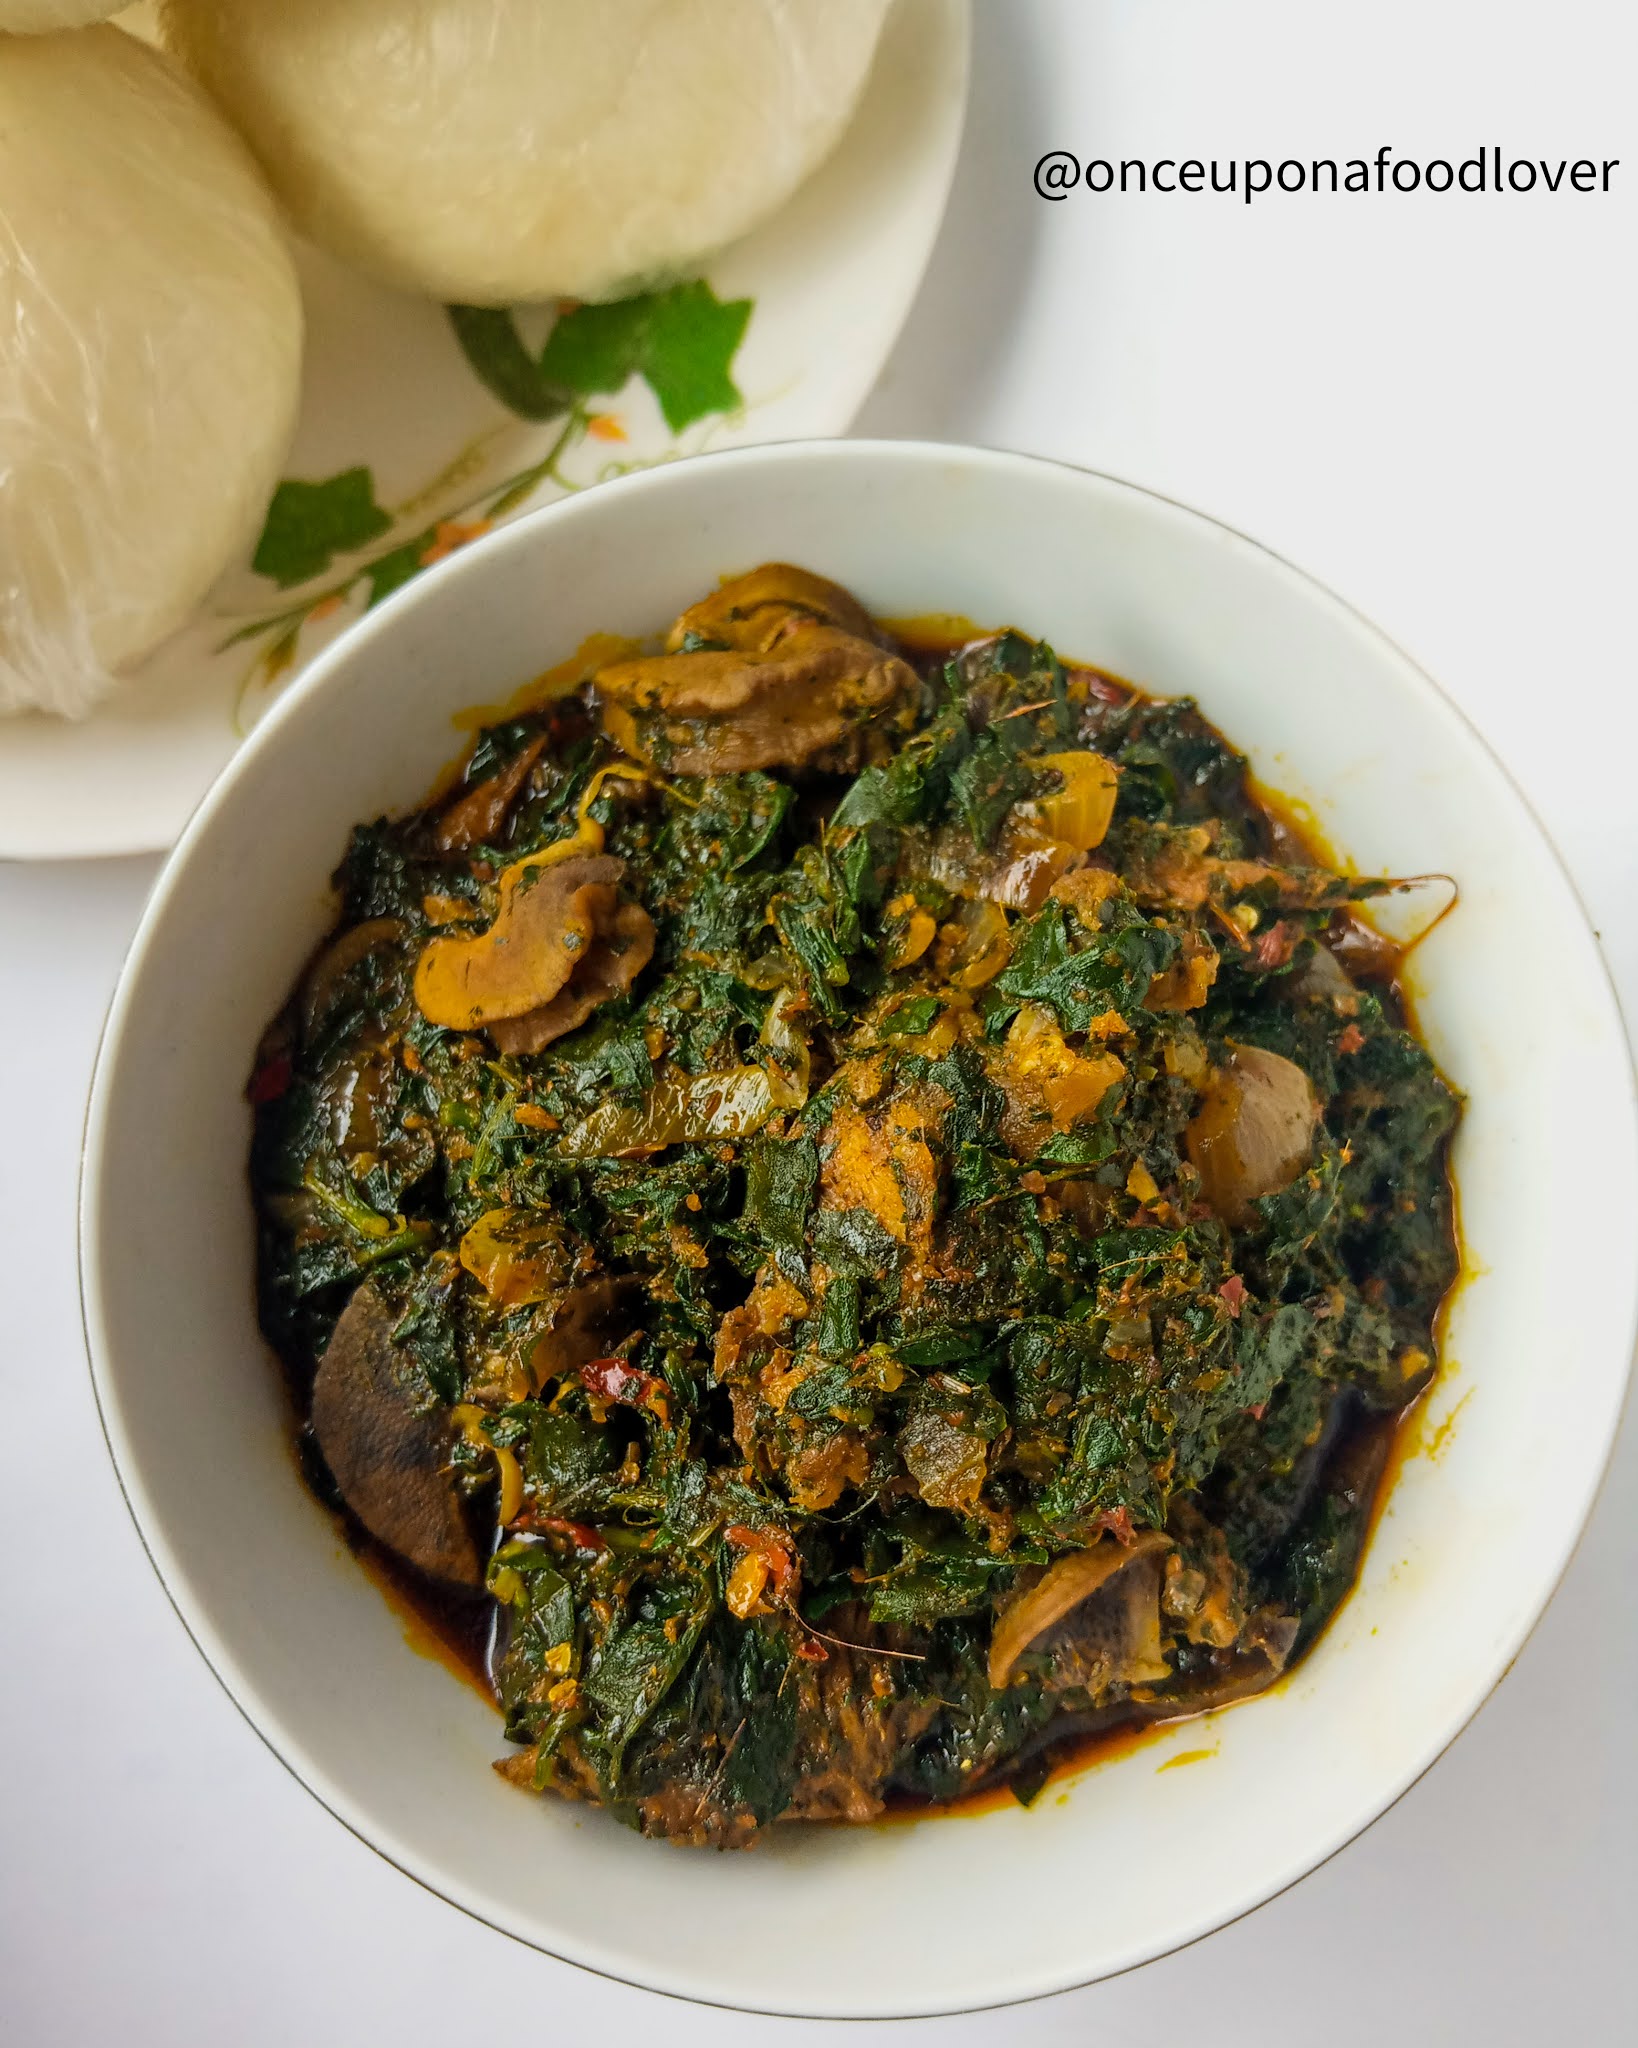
[0,0,969,861]
[80,442,1638,2017]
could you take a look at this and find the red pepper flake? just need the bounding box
[724,1523,798,1602]
[1336,1022,1365,1055]
[1246,1402,1268,1422]
[1252,920,1299,970]
[247,1053,292,1106]
[794,1636,830,1663]
[1218,1274,1247,1318]
[579,1355,668,1418]
[1092,1505,1136,1545]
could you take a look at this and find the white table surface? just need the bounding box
[3,2,1634,2039]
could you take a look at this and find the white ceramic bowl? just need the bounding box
[81,441,1637,2018]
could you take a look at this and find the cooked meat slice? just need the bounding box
[595,634,915,776]
[309,1284,483,1586]
[594,566,915,775]
[1031,1542,1171,1696]
[413,852,654,1043]
[488,900,655,1054]
[666,562,881,652]
[433,736,544,852]
[299,918,404,1045]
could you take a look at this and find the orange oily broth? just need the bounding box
[301,610,1465,1818]
[356,1535,499,1708]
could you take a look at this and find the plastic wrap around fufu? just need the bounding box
[0,26,303,719]
[160,0,893,306]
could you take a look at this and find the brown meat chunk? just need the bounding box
[596,636,915,776]
[414,852,654,1048]
[666,562,880,651]
[309,1284,482,1586]
[433,737,544,852]
[488,900,655,1054]
[594,564,915,775]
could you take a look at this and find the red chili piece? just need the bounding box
[519,1513,607,1554]
[579,1355,667,1412]
[1218,1274,1247,1319]
[724,1523,798,1602]
[247,1053,292,1106]
[1251,920,1299,970]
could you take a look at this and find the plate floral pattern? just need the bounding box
[229,283,756,725]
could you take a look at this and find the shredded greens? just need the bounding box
[251,570,1458,1846]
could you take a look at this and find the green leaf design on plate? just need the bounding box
[252,468,393,588]
[364,537,432,609]
[449,279,753,436]
[445,306,576,423]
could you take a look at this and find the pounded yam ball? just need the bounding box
[160,0,892,305]
[0,27,302,718]
[0,3,126,28]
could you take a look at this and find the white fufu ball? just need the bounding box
[0,26,303,718]
[160,0,892,305]
[0,3,126,28]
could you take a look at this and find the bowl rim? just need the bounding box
[77,437,1638,2018]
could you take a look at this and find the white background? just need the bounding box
[3,0,1634,2038]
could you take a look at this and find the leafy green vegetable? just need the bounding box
[585,1603,712,1778]
[996,900,1177,1034]
[251,584,1459,1848]
[741,1134,819,1260]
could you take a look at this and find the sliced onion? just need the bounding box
[938,897,1011,989]
[1029,750,1119,852]
[559,1060,800,1158]
[989,1532,1169,1689]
